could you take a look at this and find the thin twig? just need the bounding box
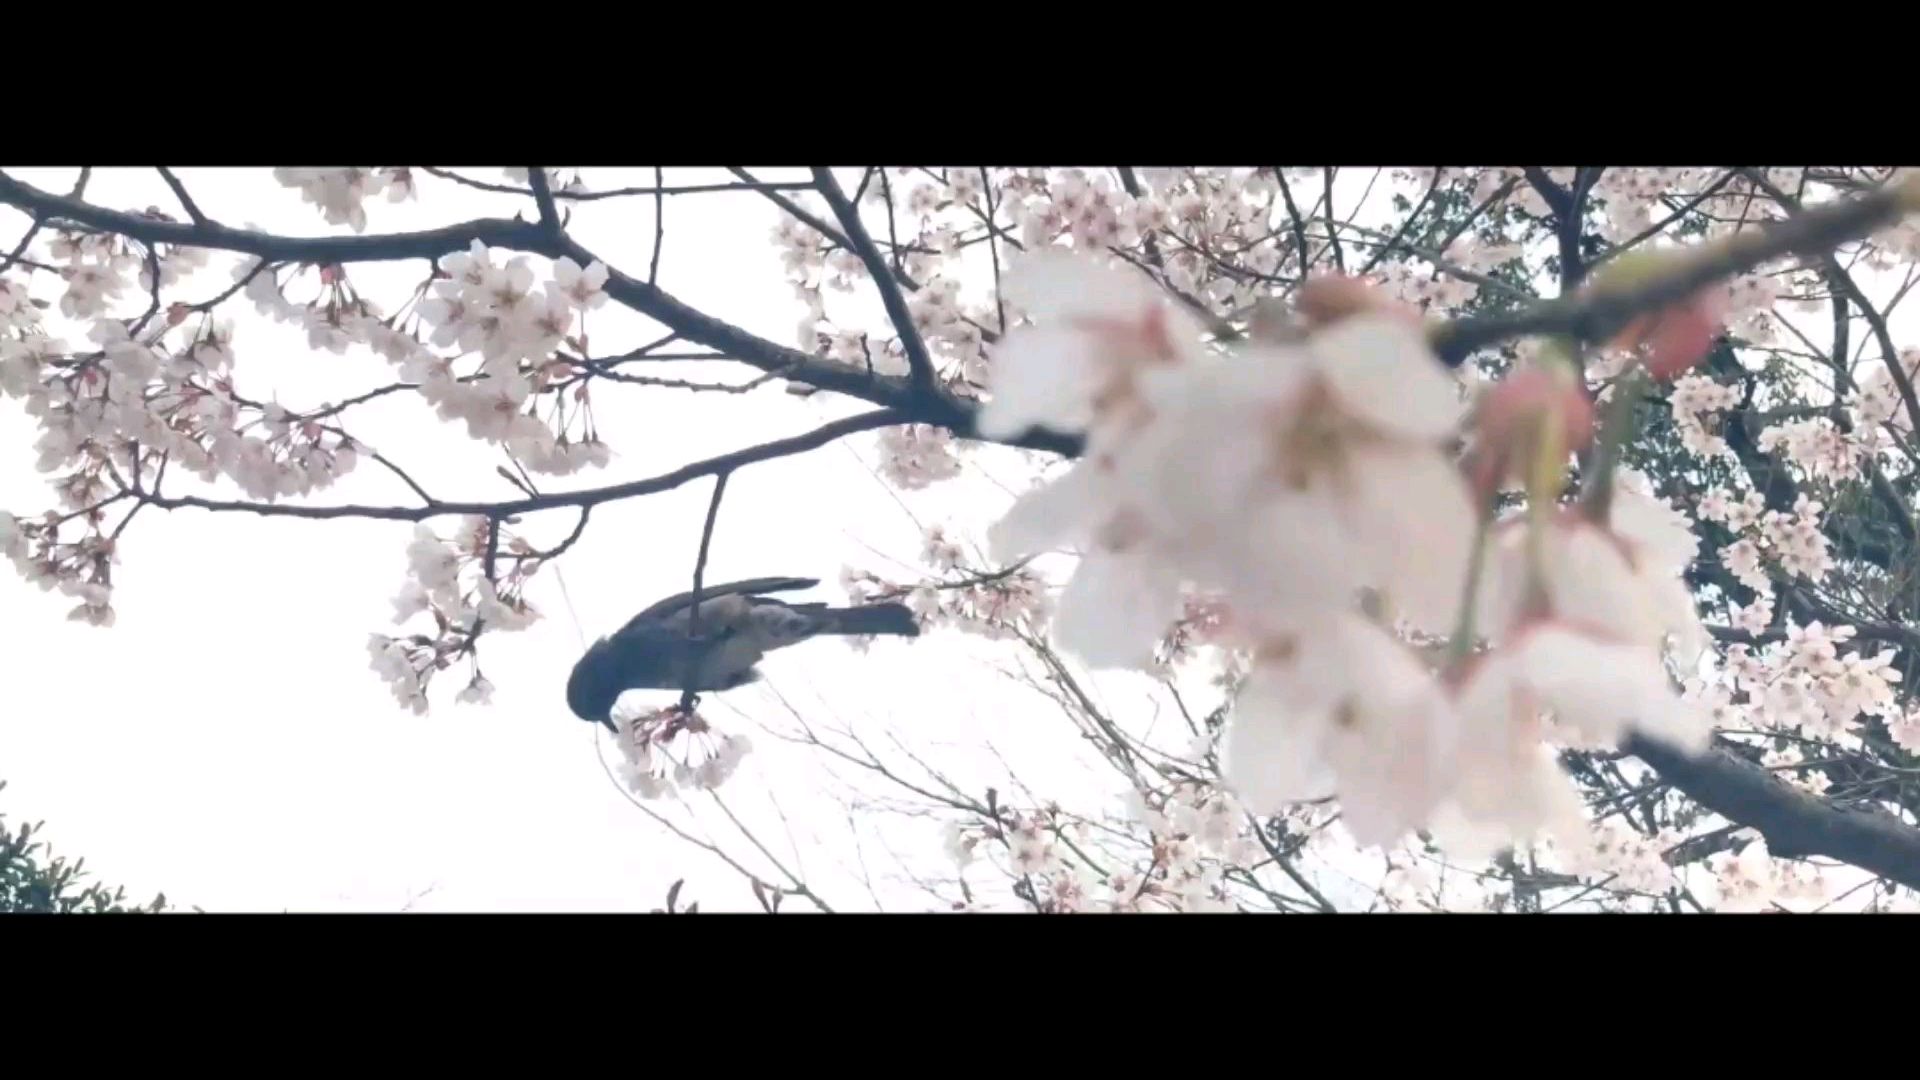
[155,168,207,225]
[678,471,732,712]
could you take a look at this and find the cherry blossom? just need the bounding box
[1708,835,1782,912]
[1225,614,1460,850]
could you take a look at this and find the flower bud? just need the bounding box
[1469,355,1594,502]
[1607,290,1727,379]
[1586,250,1728,380]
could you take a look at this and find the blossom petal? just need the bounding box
[1542,524,1665,648]
[986,464,1106,562]
[1225,665,1340,809]
[976,324,1106,438]
[1611,470,1699,575]
[1213,494,1366,634]
[1050,550,1183,670]
[1344,444,1479,634]
[1225,615,1457,847]
[1308,314,1463,440]
[1434,658,1589,859]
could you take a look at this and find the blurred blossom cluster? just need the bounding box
[974,248,1719,860]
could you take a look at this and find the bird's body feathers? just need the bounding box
[566,576,919,727]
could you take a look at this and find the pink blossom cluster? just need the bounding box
[367,517,541,713]
[272,167,415,232]
[945,783,1256,913]
[609,703,752,800]
[839,524,1052,643]
[1666,372,1742,457]
[1711,619,1902,745]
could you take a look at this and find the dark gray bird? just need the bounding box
[565,576,920,729]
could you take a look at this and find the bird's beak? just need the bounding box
[599,716,619,735]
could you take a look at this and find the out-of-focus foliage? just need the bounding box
[0,781,169,913]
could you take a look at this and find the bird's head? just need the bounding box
[566,638,623,731]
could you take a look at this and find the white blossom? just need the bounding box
[1225,614,1458,849]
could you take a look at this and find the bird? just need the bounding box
[565,576,921,730]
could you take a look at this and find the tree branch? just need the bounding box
[1431,177,1920,366]
[1624,733,1920,890]
[526,167,560,233]
[131,409,907,523]
[155,167,208,226]
[0,171,549,263]
[419,167,813,202]
[811,166,941,395]
[679,471,731,712]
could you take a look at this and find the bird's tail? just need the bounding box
[819,602,921,637]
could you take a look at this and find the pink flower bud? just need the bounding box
[1469,361,1594,501]
[1607,289,1727,380]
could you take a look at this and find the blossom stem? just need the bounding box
[1444,512,1494,671]
[1579,364,1651,526]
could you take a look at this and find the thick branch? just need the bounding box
[0,171,551,263]
[526,167,561,232]
[811,167,941,394]
[1624,734,1920,890]
[1432,177,1920,366]
[0,171,1073,453]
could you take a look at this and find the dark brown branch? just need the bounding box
[678,471,732,712]
[1431,177,1920,366]
[649,166,666,286]
[2,172,1072,457]
[573,366,781,394]
[3,168,89,274]
[155,168,207,226]
[1524,166,1590,291]
[185,257,271,313]
[1358,168,1442,276]
[1116,166,1167,275]
[812,167,940,394]
[1321,167,1345,272]
[365,447,438,506]
[526,167,560,233]
[1743,169,1920,443]
[727,167,853,251]
[1594,170,1740,267]
[0,171,550,264]
[1624,733,1920,890]
[526,506,591,561]
[131,409,906,523]
[1273,168,1313,276]
[420,167,813,202]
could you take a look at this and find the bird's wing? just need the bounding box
[629,576,821,623]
